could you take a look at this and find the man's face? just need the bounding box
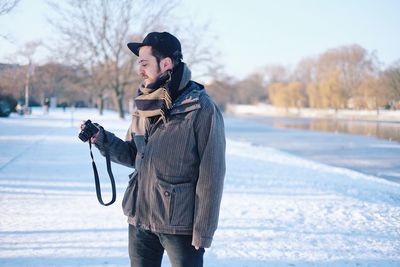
[137,46,171,87]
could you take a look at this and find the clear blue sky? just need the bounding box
[1,0,399,79]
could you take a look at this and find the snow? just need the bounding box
[227,103,400,122]
[1,108,399,266]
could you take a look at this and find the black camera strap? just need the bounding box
[88,133,116,206]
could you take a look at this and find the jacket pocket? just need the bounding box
[170,182,195,226]
[153,179,195,227]
[122,171,138,216]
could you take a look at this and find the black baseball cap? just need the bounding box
[127,32,182,60]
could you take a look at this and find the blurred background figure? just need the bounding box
[43,97,50,114]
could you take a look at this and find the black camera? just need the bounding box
[78,120,99,142]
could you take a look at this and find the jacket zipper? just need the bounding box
[139,117,161,230]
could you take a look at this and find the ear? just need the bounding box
[160,57,173,72]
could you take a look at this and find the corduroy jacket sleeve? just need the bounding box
[94,126,137,168]
[192,94,226,248]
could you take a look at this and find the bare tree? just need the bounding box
[0,0,20,39]
[383,60,400,107]
[235,73,267,104]
[17,41,42,110]
[47,0,195,118]
[0,0,19,16]
[355,74,389,113]
[295,44,380,110]
[268,82,290,109]
[316,44,378,103]
[33,63,90,106]
[268,81,306,110]
[206,78,235,110]
[294,57,317,85]
[318,69,346,110]
[173,21,222,81]
[0,63,25,101]
[261,64,290,84]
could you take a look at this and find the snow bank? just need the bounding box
[228,103,400,122]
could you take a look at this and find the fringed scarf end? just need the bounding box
[163,88,172,109]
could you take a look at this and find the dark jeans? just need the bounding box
[128,224,205,267]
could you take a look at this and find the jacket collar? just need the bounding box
[169,81,203,115]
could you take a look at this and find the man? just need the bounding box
[83,32,225,267]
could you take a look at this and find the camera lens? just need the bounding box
[78,130,89,142]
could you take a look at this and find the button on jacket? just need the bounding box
[94,81,226,248]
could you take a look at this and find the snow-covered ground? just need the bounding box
[227,103,400,122]
[0,108,399,266]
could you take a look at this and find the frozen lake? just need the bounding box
[247,115,400,142]
[226,115,400,183]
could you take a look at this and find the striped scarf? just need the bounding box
[134,62,191,121]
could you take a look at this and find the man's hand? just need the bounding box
[80,120,100,143]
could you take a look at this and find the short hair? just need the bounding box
[151,47,181,68]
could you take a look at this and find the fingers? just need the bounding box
[80,120,86,130]
[91,132,100,143]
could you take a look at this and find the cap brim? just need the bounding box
[127,42,144,56]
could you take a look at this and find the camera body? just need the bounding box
[79,120,99,142]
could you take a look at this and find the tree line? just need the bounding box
[268,45,400,112]
[2,44,399,116]
[0,0,217,118]
[207,44,400,112]
[1,1,400,117]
